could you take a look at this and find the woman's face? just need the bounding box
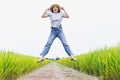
[53,6,59,13]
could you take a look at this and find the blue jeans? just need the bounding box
[40,25,73,57]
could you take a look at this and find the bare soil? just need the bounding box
[16,62,100,80]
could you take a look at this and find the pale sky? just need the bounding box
[0,0,120,58]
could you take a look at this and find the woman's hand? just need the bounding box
[61,7,65,11]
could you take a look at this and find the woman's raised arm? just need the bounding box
[61,7,69,18]
[41,8,49,18]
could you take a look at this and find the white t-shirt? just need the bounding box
[46,11,65,27]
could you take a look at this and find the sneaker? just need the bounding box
[37,58,44,63]
[70,56,77,61]
[71,57,77,61]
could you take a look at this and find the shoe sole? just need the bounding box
[37,59,44,63]
[71,58,77,61]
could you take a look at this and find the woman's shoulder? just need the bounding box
[47,11,52,14]
[60,11,65,16]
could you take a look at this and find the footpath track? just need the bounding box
[17,62,100,80]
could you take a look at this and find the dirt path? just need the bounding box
[17,62,100,80]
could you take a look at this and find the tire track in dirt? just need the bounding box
[16,62,100,80]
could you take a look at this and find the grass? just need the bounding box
[0,51,51,80]
[57,44,120,80]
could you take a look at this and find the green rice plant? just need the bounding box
[57,44,120,80]
[0,51,51,80]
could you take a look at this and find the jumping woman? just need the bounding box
[38,4,77,62]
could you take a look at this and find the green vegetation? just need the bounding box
[0,51,51,80]
[57,44,120,80]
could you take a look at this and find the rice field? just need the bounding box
[57,44,120,80]
[0,51,51,80]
